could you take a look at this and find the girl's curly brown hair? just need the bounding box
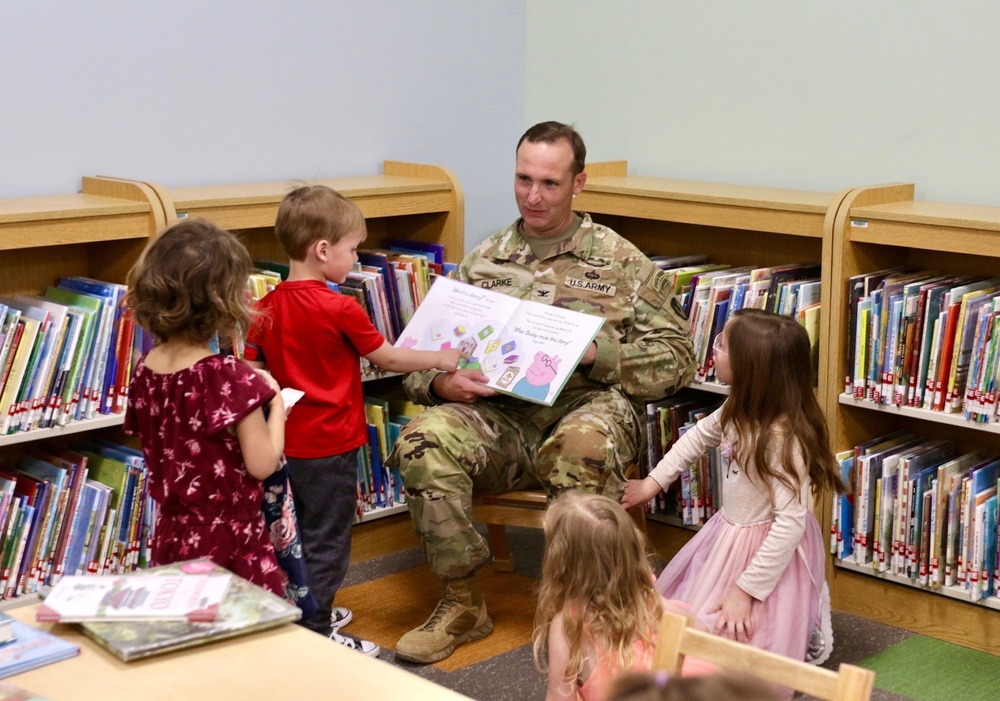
[126,218,254,345]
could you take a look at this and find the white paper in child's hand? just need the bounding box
[280,388,305,411]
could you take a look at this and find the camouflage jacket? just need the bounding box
[403,213,696,425]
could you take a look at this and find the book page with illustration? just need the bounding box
[396,277,604,406]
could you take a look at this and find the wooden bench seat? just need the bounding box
[471,482,646,571]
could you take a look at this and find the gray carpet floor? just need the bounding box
[343,525,916,701]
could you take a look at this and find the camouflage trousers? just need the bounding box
[385,390,640,581]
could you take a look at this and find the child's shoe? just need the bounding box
[330,631,381,658]
[331,606,353,631]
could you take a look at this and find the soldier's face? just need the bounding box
[514,139,586,238]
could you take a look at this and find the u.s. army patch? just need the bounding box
[565,276,617,296]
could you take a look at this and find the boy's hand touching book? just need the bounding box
[435,347,467,373]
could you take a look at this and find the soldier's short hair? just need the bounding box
[517,121,586,176]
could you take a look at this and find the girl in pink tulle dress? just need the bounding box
[622,309,846,667]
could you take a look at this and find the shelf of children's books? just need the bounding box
[686,380,729,396]
[0,414,125,449]
[645,512,702,532]
[357,503,408,524]
[0,592,39,611]
[837,393,1000,435]
[834,558,1000,611]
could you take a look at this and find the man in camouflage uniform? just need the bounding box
[388,121,695,663]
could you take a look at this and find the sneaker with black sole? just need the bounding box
[331,606,353,631]
[330,631,381,658]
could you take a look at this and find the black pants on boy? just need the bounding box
[285,449,359,633]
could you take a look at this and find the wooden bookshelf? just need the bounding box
[99,162,465,523]
[824,184,1000,653]
[0,178,163,460]
[575,161,850,540]
[577,161,849,405]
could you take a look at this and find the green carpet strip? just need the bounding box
[859,635,999,701]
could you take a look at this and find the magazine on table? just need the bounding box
[395,276,604,407]
[75,559,302,661]
[37,571,232,623]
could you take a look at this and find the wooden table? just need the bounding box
[6,604,472,700]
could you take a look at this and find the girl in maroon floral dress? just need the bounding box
[123,219,288,596]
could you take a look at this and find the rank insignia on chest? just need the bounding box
[564,276,617,297]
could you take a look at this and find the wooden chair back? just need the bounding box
[653,611,874,701]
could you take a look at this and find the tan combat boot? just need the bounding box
[394,574,493,663]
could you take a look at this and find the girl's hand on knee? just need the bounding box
[621,476,661,510]
[709,585,755,643]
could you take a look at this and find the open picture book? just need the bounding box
[395,276,604,406]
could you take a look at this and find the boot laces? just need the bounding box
[418,589,462,631]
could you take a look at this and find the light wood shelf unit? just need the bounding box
[146,160,464,265]
[576,161,851,546]
[0,178,164,459]
[824,184,1000,653]
[102,162,465,524]
[577,161,850,409]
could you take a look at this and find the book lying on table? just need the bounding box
[76,559,302,661]
[37,570,232,623]
[0,621,79,679]
[0,614,14,645]
[395,276,604,407]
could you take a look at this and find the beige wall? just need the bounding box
[526,1,1000,205]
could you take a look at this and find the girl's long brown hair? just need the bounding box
[720,309,845,501]
[533,491,662,689]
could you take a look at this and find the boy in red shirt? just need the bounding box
[245,185,462,656]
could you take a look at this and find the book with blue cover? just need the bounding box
[0,620,78,679]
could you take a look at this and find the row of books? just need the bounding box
[650,255,822,384]
[845,267,1000,422]
[252,240,453,375]
[832,430,1000,601]
[0,277,146,436]
[642,391,724,525]
[355,393,424,519]
[0,440,153,601]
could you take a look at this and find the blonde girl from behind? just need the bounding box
[533,490,663,701]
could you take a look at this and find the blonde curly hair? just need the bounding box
[533,490,662,688]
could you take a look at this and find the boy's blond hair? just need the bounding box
[274,185,367,261]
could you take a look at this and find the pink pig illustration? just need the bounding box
[512,351,560,401]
